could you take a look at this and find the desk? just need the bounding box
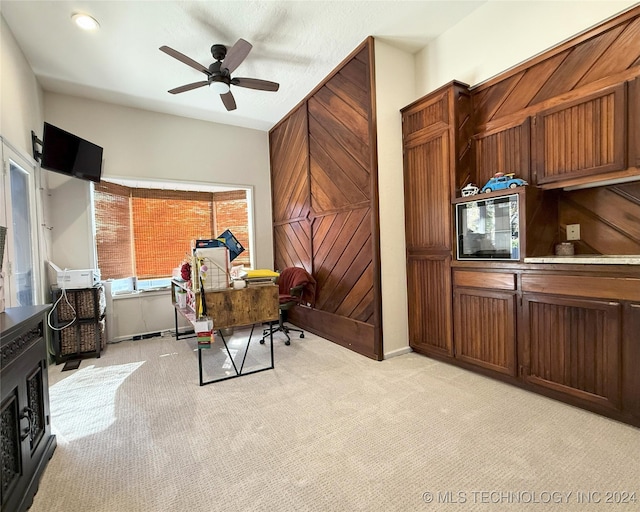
[171,281,279,385]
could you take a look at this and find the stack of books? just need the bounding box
[244,269,279,287]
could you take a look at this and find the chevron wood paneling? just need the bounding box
[270,39,381,359]
[270,106,310,225]
[473,11,640,126]
[558,182,640,255]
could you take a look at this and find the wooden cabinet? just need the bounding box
[520,273,640,419]
[533,83,627,188]
[622,302,640,421]
[452,270,517,376]
[521,293,622,412]
[473,117,531,188]
[1,306,56,512]
[402,81,472,357]
[629,77,640,169]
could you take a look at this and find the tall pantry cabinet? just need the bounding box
[401,81,472,357]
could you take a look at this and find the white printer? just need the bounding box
[49,262,101,289]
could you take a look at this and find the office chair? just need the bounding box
[260,267,314,345]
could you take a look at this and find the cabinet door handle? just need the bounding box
[19,407,34,442]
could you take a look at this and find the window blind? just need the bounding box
[94,184,250,280]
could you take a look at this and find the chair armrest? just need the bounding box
[290,284,304,298]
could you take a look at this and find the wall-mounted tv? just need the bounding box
[41,122,103,183]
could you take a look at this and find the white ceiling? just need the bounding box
[1,1,487,132]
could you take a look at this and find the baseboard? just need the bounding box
[383,346,413,359]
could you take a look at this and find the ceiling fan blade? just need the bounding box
[232,77,280,92]
[159,46,210,75]
[221,39,252,73]
[220,91,237,111]
[168,81,210,94]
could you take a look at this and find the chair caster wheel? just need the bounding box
[259,339,265,344]
[300,333,305,338]
[285,340,291,346]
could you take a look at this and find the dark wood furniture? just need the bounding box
[50,285,106,363]
[1,306,56,512]
[402,6,640,426]
[401,81,472,358]
[448,265,640,426]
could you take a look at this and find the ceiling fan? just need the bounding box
[159,39,279,111]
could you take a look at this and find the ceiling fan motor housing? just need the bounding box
[211,44,227,62]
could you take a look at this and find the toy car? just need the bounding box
[481,173,528,193]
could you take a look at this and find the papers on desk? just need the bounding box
[244,268,279,287]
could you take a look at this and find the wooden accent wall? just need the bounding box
[269,106,312,272]
[467,6,640,255]
[472,9,640,129]
[558,182,640,254]
[269,39,382,360]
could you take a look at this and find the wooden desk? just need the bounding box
[171,281,279,385]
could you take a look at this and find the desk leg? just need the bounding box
[270,323,274,369]
[197,322,276,386]
[174,308,179,339]
[218,332,240,376]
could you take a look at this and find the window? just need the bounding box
[93,181,251,281]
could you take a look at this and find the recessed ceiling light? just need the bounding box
[71,13,100,31]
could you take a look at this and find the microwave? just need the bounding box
[456,194,520,260]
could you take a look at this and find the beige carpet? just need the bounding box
[32,329,639,511]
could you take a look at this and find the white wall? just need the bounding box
[373,40,415,359]
[43,92,274,271]
[0,15,51,305]
[416,0,638,95]
[0,16,44,154]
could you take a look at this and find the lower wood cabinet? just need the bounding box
[452,271,517,376]
[521,293,622,412]
[448,268,639,426]
[407,256,453,357]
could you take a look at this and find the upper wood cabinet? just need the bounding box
[629,77,640,169]
[472,117,531,188]
[533,83,627,188]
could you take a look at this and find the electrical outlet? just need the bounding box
[567,224,580,241]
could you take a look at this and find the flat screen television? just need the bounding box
[41,122,103,183]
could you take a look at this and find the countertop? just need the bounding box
[524,255,640,265]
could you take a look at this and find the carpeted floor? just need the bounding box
[32,329,640,511]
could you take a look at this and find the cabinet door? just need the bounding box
[404,129,452,251]
[407,256,452,357]
[629,77,640,169]
[453,288,517,376]
[534,83,626,187]
[521,293,621,411]
[1,385,23,509]
[1,340,49,512]
[473,117,531,188]
[622,303,640,420]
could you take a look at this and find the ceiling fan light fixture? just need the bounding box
[71,13,100,31]
[210,77,230,94]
